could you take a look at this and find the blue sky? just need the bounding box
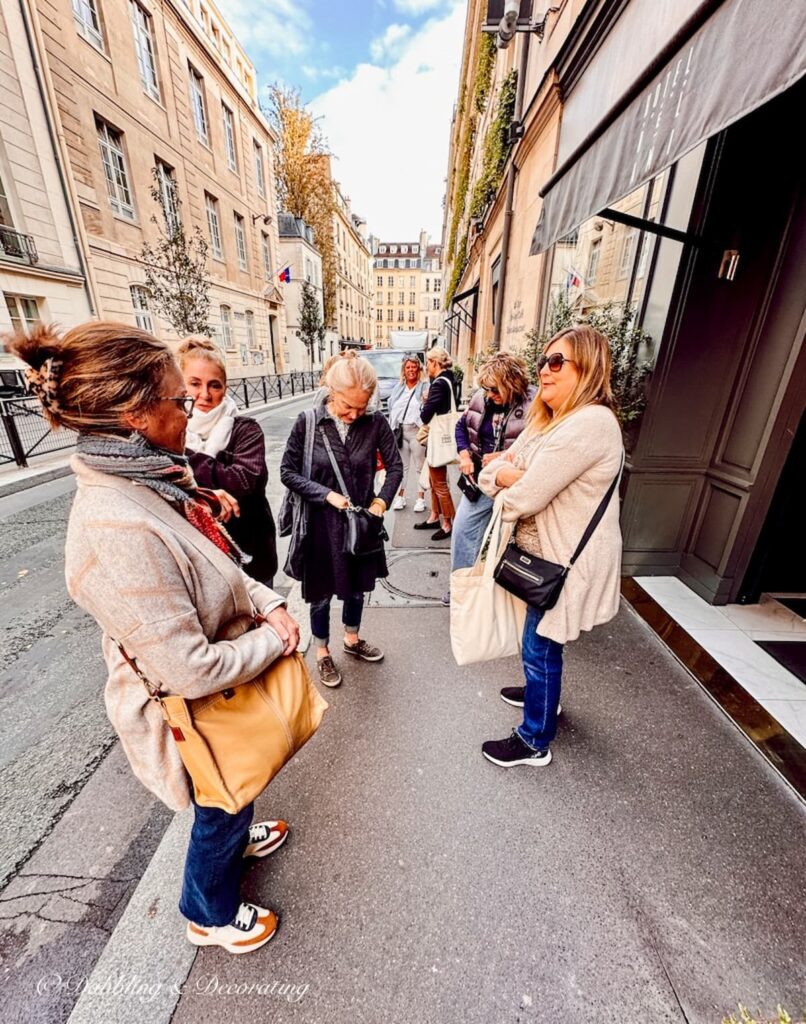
[215,0,467,238]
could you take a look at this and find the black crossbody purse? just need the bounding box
[493,454,624,610]
[321,428,388,557]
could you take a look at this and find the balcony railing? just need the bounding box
[0,226,38,264]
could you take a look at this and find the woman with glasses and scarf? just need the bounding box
[9,321,300,956]
[389,354,428,513]
[478,326,623,769]
[179,337,277,588]
[451,353,536,583]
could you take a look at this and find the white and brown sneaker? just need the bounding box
[186,901,278,955]
[243,820,289,859]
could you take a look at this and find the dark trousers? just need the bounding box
[310,592,365,646]
[178,800,254,926]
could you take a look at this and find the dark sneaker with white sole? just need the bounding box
[317,656,342,687]
[343,639,384,662]
[482,730,552,767]
[499,687,562,716]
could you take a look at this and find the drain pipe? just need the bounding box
[18,0,98,316]
[492,31,530,348]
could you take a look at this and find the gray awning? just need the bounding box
[530,0,806,254]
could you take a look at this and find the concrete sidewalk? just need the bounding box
[65,592,806,1024]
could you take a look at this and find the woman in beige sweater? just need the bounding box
[479,326,624,768]
[9,321,301,956]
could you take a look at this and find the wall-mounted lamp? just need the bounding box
[252,213,272,225]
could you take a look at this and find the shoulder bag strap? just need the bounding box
[113,639,163,701]
[320,427,355,506]
[401,387,417,420]
[302,408,315,478]
[567,452,625,568]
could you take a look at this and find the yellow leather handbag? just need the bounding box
[115,629,328,814]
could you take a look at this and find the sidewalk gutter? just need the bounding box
[66,810,193,1024]
[0,391,314,501]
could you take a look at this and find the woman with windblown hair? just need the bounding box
[9,320,300,956]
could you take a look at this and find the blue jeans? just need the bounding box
[310,593,364,646]
[517,606,564,752]
[179,800,254,926]
[451,492,495,570]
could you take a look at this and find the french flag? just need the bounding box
[278,265,291,283]
[566,267,582,289]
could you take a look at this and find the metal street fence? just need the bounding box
[0,371,321,469]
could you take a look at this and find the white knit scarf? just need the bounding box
[185,395,238,456]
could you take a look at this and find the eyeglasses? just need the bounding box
[538,353,577,373]
[162,395,196,415]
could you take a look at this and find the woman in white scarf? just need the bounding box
[180,337,278,586]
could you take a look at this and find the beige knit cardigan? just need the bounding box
[479,404,624,645]
[64,458,287,811]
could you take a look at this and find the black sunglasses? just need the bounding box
[538,353,576,373]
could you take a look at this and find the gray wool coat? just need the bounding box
[64,457,287,811]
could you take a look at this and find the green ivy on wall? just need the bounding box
[474,34,496,114]
[445,235,468,307]
[468,69,518,222]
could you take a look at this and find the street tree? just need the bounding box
[299,281,325,369]
[265,86,338,331]
[140,168,211,336]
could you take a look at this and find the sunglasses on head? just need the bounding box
[538,353,576,372]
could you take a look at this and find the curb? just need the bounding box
[0,390,316,501]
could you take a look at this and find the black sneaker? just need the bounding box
[481,730,552,767]
[499,688,562,716]
[500,686,525,707]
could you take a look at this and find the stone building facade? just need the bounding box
[331,178,372,347]
[277,212,326,372]
[372,231,443,346]
[25,0,287,375]
[0,0,94,371]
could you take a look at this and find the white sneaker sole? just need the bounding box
[499,694,563,715]
[243,827,289,859]
[482,748,552,768]
[186,916,278,955]
[343,647,384,663]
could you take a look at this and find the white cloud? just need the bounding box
[311,2,465,239]
[215,0,313,60]
[392,0,446,13]
[369,23,412,62]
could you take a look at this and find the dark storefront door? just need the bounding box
[621,80,806,603]
[739,409,806,603]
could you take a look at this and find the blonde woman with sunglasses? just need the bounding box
[478,326,624,769]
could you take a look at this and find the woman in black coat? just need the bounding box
[280,357,403,688]
[415,346,457,541]
[179,338,277,586]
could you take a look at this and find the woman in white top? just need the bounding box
[478,325,624,768]
[389,355,427,513]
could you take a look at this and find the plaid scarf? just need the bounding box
[75,433,245,564]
